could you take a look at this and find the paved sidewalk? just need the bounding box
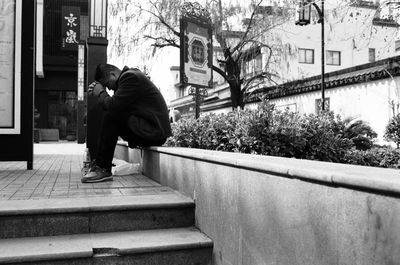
[0,142,169,201]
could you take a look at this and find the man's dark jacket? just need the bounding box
[98,67,172,141]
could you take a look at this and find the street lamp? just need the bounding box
[296,0,325,111]
[89,0,107,38]
[295,0,312,25]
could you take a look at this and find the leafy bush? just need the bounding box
[385,114,400,148]
[343,147,400,168]
[246,108,353,162]
[342,118,377,150]
[166,111,257,153]
[298,112,353,162]
[248,105,307,158]
[167,100,399,167]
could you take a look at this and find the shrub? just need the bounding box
[167,111,257,153]
[385,114,400,148]
[165,117,201,148]
[298,112,353,162]
[248,107,353,162]
[166,100,394,167]
[342,118,377,150]
[343,147,400,168]
[248,107,307,158]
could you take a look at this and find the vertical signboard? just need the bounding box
[180,14,213,88]
[77,43,85,143]
[77,44,85,100]
[0,0,21,134]
[0,0,34,169]
[180,2,212,118]
[62,6,80,51]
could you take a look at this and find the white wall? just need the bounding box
[270,76,400,143]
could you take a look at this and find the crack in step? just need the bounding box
[93,248,121,257]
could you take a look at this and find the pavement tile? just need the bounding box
[0,143,164,201]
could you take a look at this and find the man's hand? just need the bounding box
[88,81,105,97]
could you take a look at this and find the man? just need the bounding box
[82,64,172,183]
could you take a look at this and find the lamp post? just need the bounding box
[86,0,108,162]
[296,0,325,111]
[189,86,208,119]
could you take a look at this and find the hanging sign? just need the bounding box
[180,3,213,88]
[61,6,80,51]
[0,0,21,134]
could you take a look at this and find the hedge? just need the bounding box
[166,100,400,169]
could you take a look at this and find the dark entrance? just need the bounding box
[35,91,77,140]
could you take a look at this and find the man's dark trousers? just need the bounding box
[95,110,166,171]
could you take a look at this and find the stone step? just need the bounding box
[0,192,195,239]
[0,227,213,265]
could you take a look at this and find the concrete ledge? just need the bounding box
[93,228,213,255]
[0,228,212,264]
[146,146,400,195]
[0,193,193,216]
[0,234,92,264]
[115,140,142,164]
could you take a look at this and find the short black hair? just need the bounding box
[94,64,119,83]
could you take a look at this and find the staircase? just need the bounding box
[0,189,213,264]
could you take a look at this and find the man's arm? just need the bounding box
[98,72,144,111]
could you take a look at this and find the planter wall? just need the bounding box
[137,146,400,265]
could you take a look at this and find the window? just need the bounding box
[326,50,341,65]
[315,98,330,114]
[255,53,263,73]
[241,47,262,76]
[395,40,400,52]
[177,86,186,98]
[369,48,375,62]
[298,48,314,64]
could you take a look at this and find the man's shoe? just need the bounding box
[81,165,113,183]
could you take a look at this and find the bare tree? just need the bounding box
[109,0,296,110]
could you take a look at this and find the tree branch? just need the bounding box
[140,0,181,37]
[152,42,180,48]
[212,65,229,82]
[214,0,228,50]
[143,35,180,48]
[242,71,279,92]
[232,0,263,54]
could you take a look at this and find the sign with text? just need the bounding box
[61,6,80,51]
[180,17,213,88]
[0,0,21,134]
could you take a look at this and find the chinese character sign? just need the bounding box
[180,17,213,88]
[62,6,80,51]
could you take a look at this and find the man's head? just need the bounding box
[94,64,121,91]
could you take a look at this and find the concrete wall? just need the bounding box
[140,146,400,265]
[114,141,142,164]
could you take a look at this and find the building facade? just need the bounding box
[35,0,88,140]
